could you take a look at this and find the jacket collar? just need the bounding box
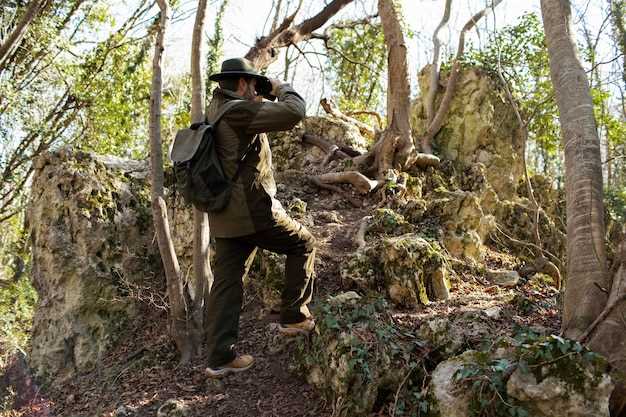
[214,87,246,101]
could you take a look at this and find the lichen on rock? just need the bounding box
[27,148,156,378]
[341,227,450,306]
[294,296,420,417]
[412,65,524,202]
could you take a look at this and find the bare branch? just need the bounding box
[425,0,453,124]
[420,0,503,154]
[245,0,355,69]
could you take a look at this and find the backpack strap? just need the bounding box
[207,99,244,125]
[208,99,260,184]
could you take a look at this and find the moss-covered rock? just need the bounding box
[439,333,613,417]
[27,149,158,378]
[294,297,423,417]
[412,66,524,202]
[341,232,449,306]
[242,249,287,311]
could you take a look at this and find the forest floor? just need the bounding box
[4,174,561,417]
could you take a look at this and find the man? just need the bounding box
[203,58,316,377]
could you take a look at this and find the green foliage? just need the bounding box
[206,0,229,97]
[78,40,152,158]
[606,186,626,223]
[0,216,36,368]
[453,331,608,417]
[0,279,37,367]
[326,20,386,115]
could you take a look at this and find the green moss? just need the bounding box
[294,297,427,417]
[453,332,609,416]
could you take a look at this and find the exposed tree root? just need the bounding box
[308,176,362,207]
[346,110,384,130]
[315,171,381,194]
[301,133,355,163]
[320,98,377,139]
[579,241,626,344]
[518,255,562,290]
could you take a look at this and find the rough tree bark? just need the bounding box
[190,0,212,356]
[0,0,47,72]
[245,0,354,69]
[150,0,192,362]
[420,0,503,154]
[541,0,609,341]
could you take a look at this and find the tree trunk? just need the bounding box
[245,0,354,69]
[0,0,47,72]
[150,0,192,363]
[540,0,609,339]
[375,0,415,174]
[425,0,453,124]
[190,0,212,354]
[609,0,626,93]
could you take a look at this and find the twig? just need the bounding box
[345,111,384,129]
[391,366,416,417]
[493,223,562,267]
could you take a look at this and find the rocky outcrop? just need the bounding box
[412,65,524,201]
[340,209,450,306]
[27,149,157,378]
[26,149,199,379]
[430,335,613,417]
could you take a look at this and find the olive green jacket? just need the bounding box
[205,84,306,238]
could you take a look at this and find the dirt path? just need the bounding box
[40,194,365,417]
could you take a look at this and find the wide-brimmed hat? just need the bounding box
[209,58,269,83]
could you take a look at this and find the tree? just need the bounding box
[244,0,355,69]
[190,0,212,353]
[149,0,193,362]
[541,0,625,412]
[0,0,48,72]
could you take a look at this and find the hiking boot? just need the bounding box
[278,318,315,336]
[205,354,254,378]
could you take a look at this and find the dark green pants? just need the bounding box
[205,222,316,367]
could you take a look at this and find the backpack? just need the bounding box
[169,100,252,213]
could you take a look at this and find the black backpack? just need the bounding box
[169,100,254,213]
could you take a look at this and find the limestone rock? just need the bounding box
[244,250,286,310]
[430,351,475,417]
[413,65,524,201]
[381,234,449,306]
[341,233,450,306]
[427,189,495,260]
[156,399,189,417]
[506,368,612,417]
[295,297,414,417]
[487,270,520,287]
[327,291,362,305]
[27,149,157,378]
